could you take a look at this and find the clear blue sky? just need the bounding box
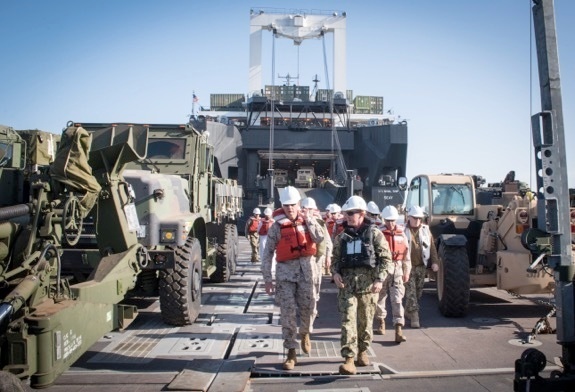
[1,0,574,187]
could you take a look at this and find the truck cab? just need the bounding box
[295,167,316,188]
[273,169,289,187]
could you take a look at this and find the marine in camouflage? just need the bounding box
[247,232,259,262]
[331,224,391,358]
[261,214,325,350]
[376,261,405,326]
[405,264,427,314]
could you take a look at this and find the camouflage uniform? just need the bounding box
[313,219,333,307]
[376,260,407,326]
[245,216,260,262]
[261,215,325,350]
[376,225,411,327]
[404,224,439,314]
[331,223,391,359]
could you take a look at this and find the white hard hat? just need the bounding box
[263,207,273,216]
[325,203,333,212]
[366,201,380,215]
[300,197,317,210]
[381,205,399,220]
[328,204,341,213]
[407,205,425,218]
[253,208,261,214]
[279,186,301,205]
[342,195,367,212]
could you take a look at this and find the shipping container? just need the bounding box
[353,95,384,114]
[315,89,353,102]
[264,85,310,101]
[210,93,246,111]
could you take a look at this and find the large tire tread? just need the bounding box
[437,242,470,317]
[159,237,202,325]
[210,224,237,283]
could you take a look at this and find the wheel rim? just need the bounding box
[191,260,201,302]
[437,253,444,302]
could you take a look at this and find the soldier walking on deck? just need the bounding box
[245,208,261,263]
[404,206,439,328]
[331,196,391,375]
[261,186,325,370]
[375,206,411,343]
[366,201,383,229]
[300,197,332,318]
[257,207,275,272]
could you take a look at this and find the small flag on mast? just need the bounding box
[193,93,199,103]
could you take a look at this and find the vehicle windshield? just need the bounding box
[147,138,186,159]
[0,142,13,167]
[431,183,474,215]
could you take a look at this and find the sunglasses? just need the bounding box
[346,210,362,216]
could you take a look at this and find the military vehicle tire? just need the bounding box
[210,224,237,283]
[437,242,470,317]
[227,223,238,275]
[159,237,202,325]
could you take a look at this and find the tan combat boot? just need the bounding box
[339,357,357,375]
[357,351,370,366]
[375,319,385,335]
[300,333,311,354]
[410,312,420,328]
[395,324,407,343]
[283,348,297,370]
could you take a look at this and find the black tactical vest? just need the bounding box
[339,223,377,269]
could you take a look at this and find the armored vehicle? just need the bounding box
[68,122,243,326]
[404,173,557,317]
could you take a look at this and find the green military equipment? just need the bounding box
[0,121,242,387]
[0,123,147,387]
[0,125,26,207]
[65,122,243,326]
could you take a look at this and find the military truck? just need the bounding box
[404,173,557,317]
[273,168,289,187]
[295,166,316,188]
[0,125,146,387]
[68,122,243,326]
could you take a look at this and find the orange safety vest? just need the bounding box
[326,218,335,237]
[272,208,317,262]
[247,216,260,233]
[382,225,408,261]
[258,217,274,236]
[332,219,345,238]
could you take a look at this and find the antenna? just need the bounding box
[310,74,321,100]
[277,72,299,86]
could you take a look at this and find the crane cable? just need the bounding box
[321,33,347,184]
[529,0,534,191]
[269,31,276,173]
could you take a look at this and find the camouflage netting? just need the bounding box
[17,129,61,167]
[49,126,101,216]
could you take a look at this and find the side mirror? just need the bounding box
[0,141,25,169]
[397,177,408,191]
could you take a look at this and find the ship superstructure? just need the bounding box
[194,8,408,224]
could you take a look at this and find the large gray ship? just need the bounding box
[192,8,408,229]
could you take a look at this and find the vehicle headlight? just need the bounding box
[161,229,177,243]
